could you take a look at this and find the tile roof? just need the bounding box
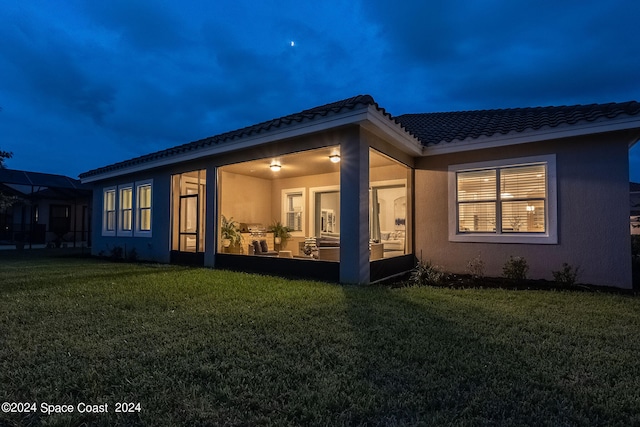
[80,95,640,180]
[80,95,378,179]
[396,101,640,146]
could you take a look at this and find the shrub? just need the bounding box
[552,263,580,286]
[127,247,139,262]
[109,245,124,260]
[410,260,445,286]
[466,254,485,279]
[503,256,529,280]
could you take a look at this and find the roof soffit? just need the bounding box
[363,106,423,156]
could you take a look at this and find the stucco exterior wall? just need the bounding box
[415,132,633,288]
[90,170,172,263]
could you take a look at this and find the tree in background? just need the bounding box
[0,149,11,168]
[0,105,17,209]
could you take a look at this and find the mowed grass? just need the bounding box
[1,253,640,426]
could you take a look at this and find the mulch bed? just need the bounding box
[394,273,636,295]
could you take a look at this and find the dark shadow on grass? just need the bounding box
[340,286,490,424]
[340,286,628,425]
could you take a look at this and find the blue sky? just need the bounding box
[1,0,640,180]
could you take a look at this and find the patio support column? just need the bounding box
[339,128,370,284]
[204,164,217,268]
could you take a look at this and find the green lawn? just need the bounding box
[1,252,640,426]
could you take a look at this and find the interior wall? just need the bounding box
[376,187,405,231]
[318,192,340,233]
[219,170,272,226]
[267,165,404,234]
[270,171,340,235]
[370,164,407,182]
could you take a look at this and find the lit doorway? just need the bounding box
[171,170,206,263]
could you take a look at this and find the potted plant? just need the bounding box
[268,221,291,247]
[220,215,242,249]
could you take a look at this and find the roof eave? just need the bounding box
[362,106,423,156]
[81,107,371,183]
[422,116,640,156]
[81,103,425,184]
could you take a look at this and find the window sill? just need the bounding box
[449,232,557,244]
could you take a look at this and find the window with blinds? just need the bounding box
[286,192,303,231]
[457,163,546,233]
[282,188,305,234]
[457,169,496,232]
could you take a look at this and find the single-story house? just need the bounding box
[79,95,640,288]
[0,169,92,247]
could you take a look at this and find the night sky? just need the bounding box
[1,1,640,180]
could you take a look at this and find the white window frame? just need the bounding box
[309,185,340,237]
[448,154,557,244]
[282,188,305,237]
[117,184,134,237]
[102,186,117,237]
[135,179,153,237]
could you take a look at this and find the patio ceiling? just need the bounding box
[220,147,397,180]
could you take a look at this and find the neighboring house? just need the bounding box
[79,95,640,288]
[631,182,640,234]
[0,169,92,247]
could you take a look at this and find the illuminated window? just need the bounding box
[456,169,497,233]
[136,180,153,236]
[282,188,304,234]
[449,155,557,244]
[119,185,133,235]
[102,187,116,236]
[499,165,546,233]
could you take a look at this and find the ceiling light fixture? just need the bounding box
[270,161,281,172]
[329,154,341,163]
